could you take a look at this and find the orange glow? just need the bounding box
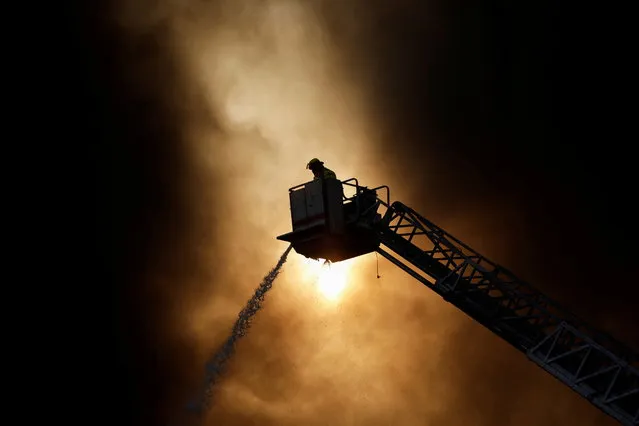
[303,259,351,300]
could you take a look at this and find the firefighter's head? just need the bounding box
[306,158,324,176]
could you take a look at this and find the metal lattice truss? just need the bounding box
[375,201,639,426]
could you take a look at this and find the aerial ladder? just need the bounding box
[277,177,639,426]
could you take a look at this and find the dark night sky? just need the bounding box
[63,0,637,424]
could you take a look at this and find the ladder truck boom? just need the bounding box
[277,177,639,426]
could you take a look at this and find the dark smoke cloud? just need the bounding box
[84,2,230,424]
[81,0,637,425]
[320,0,639,337]
[316,1,637,425]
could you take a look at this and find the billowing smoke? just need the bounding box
[94,1,637,426]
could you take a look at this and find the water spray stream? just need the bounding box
[188,244,294,419]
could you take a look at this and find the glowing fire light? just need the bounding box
[302,258,350,300]
[317,260,348,300]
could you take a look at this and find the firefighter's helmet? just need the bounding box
[306,158,323,169]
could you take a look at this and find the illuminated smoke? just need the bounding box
[102,1,635,426]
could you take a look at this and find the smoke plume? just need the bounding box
[90,1,637,425]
